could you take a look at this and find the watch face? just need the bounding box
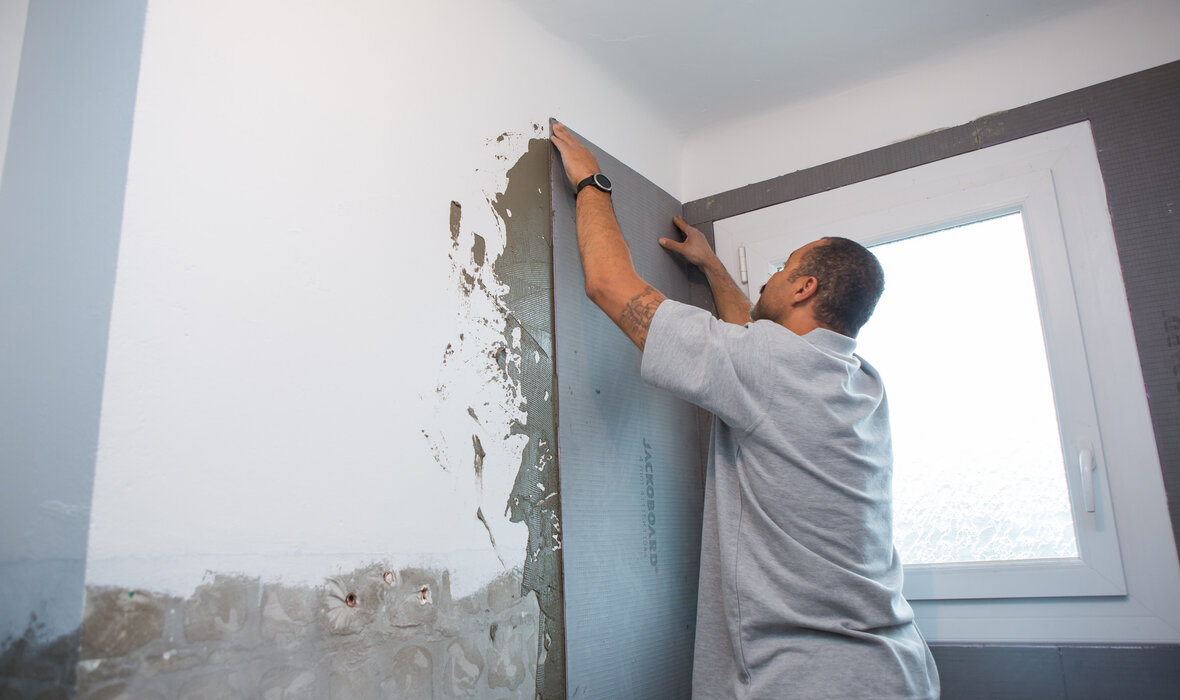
[593,173,612,192]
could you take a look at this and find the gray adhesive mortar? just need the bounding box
[434,135,562,698]
[69,566,539,699]
[488,138,563,700]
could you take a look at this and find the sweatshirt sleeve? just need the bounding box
[640,300,773,436]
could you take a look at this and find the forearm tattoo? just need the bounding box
[619,285,662,348]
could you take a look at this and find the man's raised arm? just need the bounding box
[660,217,753,325]
[550,122,666,350]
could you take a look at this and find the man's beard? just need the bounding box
[750,299,768,322]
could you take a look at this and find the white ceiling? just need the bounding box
[508,0,1110,134]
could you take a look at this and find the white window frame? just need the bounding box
[712,122,1180,643]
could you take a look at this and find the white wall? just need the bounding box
[84,0,681,600]
[682,0,1180,201]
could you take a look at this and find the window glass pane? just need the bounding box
[855,214,1079,565]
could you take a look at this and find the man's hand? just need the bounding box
[551,122,600,188]
[661,216,720,269]
[662,216,753,325]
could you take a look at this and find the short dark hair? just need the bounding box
[789,237,884,337]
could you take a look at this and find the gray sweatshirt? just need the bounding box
[641,300,939,699]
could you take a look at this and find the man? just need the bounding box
[550,122,940,699]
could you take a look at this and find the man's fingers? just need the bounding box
[550,121,601,186]
[551,122,582,151]
[672,215,702,239]
[551,129,572,152]
[659,237,688,258]
[550,122,575,153]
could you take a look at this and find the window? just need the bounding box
[859,215,1078,567]
[713,123,1180,642]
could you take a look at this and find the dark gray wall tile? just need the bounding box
[931,645,1066,700]
[1060,646,1180,700]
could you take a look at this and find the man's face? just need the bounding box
[751,239,823,322]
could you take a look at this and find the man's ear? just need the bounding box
[793,276,819,303]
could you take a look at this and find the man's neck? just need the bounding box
[775,308,826,336]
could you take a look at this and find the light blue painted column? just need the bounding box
[0,0,147,684]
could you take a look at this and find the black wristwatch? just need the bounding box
[576,173,612,196]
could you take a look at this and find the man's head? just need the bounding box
[751,237,884,338]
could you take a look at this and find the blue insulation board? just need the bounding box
[550,126,708,698]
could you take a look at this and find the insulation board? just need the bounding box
[550,125,707,698]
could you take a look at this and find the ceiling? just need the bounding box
[508,0,1109,134]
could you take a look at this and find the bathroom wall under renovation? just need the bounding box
[4,0,1180,698]
[0,1,678,697]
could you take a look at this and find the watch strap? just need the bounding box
[576,173,611,195]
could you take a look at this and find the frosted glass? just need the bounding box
[856,214,1079,565]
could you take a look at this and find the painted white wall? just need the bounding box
[681,0,1180,201]
[0,0,28,185]
[85,0,681,599]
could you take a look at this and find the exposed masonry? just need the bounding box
[69,566,538,699]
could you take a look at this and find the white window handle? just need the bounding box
[1079,447,1097,513]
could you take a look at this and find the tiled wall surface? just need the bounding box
[932,644,1180,700]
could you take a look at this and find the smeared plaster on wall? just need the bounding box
[473,434,487,482]
[477,507,507,569]
[48,127,563,699]
[424,126,564,697]
[69,565,538,698]
[424,140,533,542]
[492,137,565,700]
